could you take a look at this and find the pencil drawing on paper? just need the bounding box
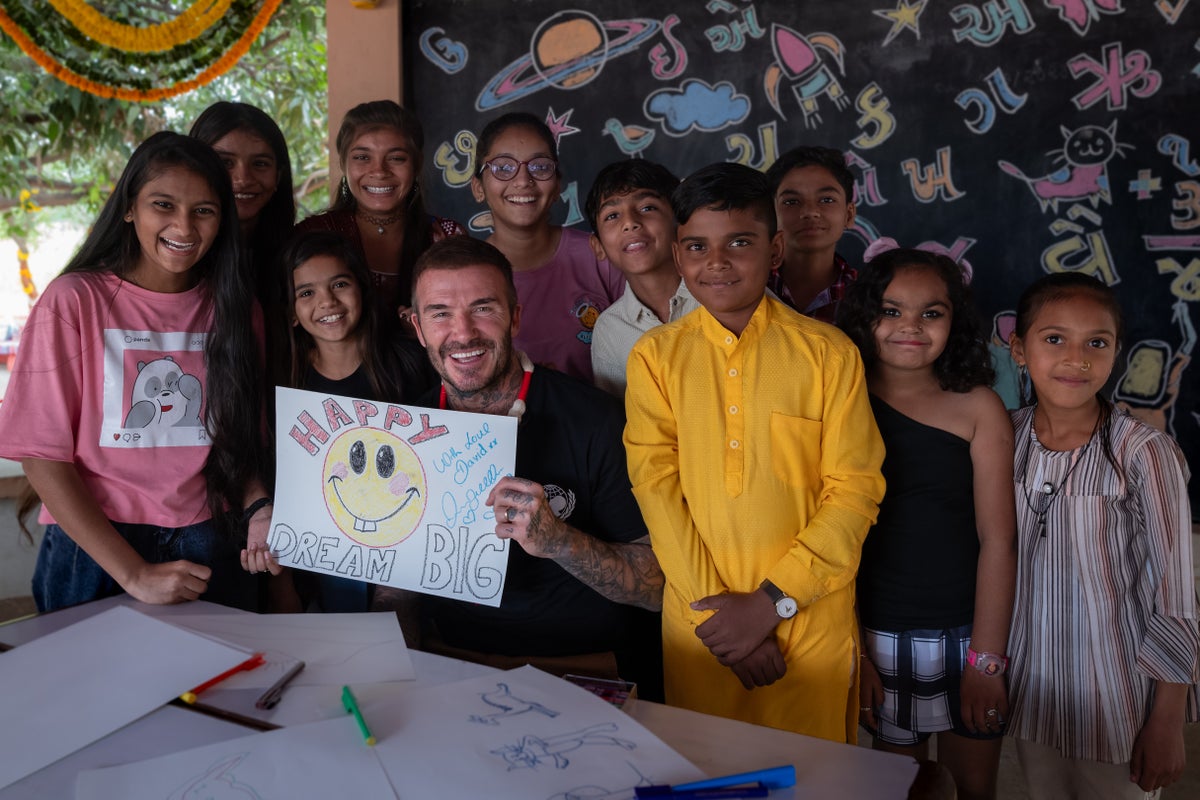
[490,723,637,771]
[469,681,561,725]
[546,761,654,799]
[167,752,263,800]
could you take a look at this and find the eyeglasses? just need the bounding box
[479,157,558,182]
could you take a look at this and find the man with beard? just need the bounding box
[392,235,664,697]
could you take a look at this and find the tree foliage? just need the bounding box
[0,0,328,244]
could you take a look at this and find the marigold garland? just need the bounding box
[0,0,283,101]
[5,0,261,90]
[46,0,234,53]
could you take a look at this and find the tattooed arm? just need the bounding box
[487,476,664,611]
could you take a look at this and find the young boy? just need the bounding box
[623,163,885,743]
[586,160,698,396]
[764,146,858,324]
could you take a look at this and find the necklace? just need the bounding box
[439,352,534,419]
[1018,409,1101,537]
[357,211,402,235]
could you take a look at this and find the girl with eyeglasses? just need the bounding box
[471,112,625,382]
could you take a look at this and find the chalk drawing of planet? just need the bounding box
[476,12,660,111]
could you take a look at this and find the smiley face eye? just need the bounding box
[376,445,395,479]
[350,440,366,474]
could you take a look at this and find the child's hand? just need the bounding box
[729,638,787,690]
[1130,712,1186,791]
[960,668,1008,734]
[126,560,211,604]
[240,543,283,576]
[858,654,884,730]
[692,590,778,665]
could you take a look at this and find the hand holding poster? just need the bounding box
[269,387,517,607]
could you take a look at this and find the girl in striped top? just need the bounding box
[1007,272,1198,799]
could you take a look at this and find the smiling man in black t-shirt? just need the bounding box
[385,235,663,696]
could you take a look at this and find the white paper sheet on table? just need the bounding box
[74,714,399,800]
[370,665,706,800]
[0,606,251,791]
[167,612,415,687]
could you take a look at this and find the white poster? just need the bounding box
[270,387,516,607]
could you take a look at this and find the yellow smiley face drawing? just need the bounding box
[322,428,427,547]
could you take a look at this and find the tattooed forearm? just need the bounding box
[554,534,664,611]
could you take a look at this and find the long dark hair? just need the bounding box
[282,230,427,401]
[64,131,264,538]
[1013,270,1124,478]
[189,101,296,308]
[839,247,994,392]
[331,101,433,298]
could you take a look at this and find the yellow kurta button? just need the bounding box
[730,440,739,449]
[728,368,738,377]
[729,405,738,414]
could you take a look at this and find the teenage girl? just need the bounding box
[296,100,464,323]
[240,230,435,608]
[471,111,624,382]
[0,132,269,612]
[190,101,296,309]
[839,246,1016,800]
[1007,272,1197,799]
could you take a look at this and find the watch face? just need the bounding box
[776,597,798,618]
[972,652,1004,676]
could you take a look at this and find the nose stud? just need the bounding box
[1080,360,1091,372]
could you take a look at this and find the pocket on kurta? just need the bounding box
[769,411,822,487]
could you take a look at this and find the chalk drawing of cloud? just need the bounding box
[643,79,751,137]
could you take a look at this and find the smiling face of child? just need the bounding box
[471,124,561,234]
[292,254,364,348]
[1010,293,1119,416]
[126,166,222,293]
[589,188,676,278]
[872,265,953,375]
[673,205,782,336]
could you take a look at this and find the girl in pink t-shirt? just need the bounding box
[0,132,269,612]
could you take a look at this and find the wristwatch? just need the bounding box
[966,647,1009,677]
[759,579,798,619]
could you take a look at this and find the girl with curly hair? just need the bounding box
[839,245,1016,800]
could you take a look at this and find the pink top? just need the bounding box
[0,272,216,527]
[512,227,625,382]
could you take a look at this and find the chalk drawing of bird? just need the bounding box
[602,118,655,158]
[469,682,561,726]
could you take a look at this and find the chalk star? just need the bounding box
[874,0,927,47]
[1128,169,1162,200]
[545,107,580,148]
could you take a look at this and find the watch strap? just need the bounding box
[759,579,785,604]
[967,647,1009,675]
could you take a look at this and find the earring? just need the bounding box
[1017,363,1031,406]
[339,175,350,203]
[124,213,133,222]
[408,179,421,208]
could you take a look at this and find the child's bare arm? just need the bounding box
[1130,681,1188,791]
[23,457,211,604]
[962,388,1017,733]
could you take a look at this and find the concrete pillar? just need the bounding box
[323,0,405,201]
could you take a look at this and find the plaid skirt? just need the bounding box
[863,622,1004,746]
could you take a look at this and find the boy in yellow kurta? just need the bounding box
[624,163,885,743]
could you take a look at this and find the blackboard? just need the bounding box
[403,0,1199,511]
